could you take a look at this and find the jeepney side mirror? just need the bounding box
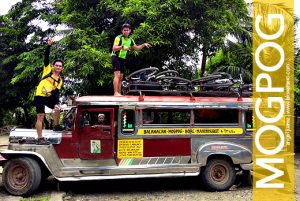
[79,115,85,128]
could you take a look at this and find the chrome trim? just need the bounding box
[3,144,63,177]
[241,163,252,170]
[198,141,251,154]
[56,172,199,182]
[195,141,252,166]
[82,102,251,108]
[0,150,48,168]
[9,129,62,144]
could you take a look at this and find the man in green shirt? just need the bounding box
[111,23,151,96]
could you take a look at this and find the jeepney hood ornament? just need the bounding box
[9,128,62,144]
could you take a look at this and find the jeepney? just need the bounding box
[0,95,253,196]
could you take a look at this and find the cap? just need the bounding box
[98,113,105,118]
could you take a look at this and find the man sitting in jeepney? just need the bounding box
[92,113,106,126]
[92,113,111,132]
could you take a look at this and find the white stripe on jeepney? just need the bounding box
[119,158,134,166]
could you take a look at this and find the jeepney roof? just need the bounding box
[75,95,252,108]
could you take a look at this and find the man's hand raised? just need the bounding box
[48,37,53,46]
[143,43,152,48]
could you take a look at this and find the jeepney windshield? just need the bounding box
[63,107,76,131]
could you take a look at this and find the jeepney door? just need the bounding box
[78,108,115,159]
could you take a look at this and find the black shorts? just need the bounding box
[34,96,57,114]
[111,56,125,73]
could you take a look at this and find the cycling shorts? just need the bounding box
[111,56,125,73]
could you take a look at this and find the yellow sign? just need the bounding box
[137,128,243,135]
[117,139,143,158]
[253,0,294,200]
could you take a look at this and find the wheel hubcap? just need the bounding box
[211,164,228,182]
[8,165,29,189]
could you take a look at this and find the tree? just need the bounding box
[0,0,53,127]
[1,0,250,127]
[120,0,249,77]
[51,0,249,85]
[206,22,253,83]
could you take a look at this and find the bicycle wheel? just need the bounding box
[157,76,191,85]
[192,74,223,85]
[155,70,179,79]
[126,67,159,81]
[157,76,193,91]
[242,84,253,92]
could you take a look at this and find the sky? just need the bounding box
[0,0,21,15]
[0,0,299,43]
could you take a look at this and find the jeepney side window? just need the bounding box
[90,112,111,126]
[246,111,253,130]
[82,112,91,127]
[142,109,190,125]
[194,109,238,124]
[64,107,76,131]
[121,110,135,135]
[143,111,154,124]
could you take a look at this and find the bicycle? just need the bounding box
[192,72,234,91]
[122,67,162,95]
[192,72,252,97]
[122,68,252,97]
[156,76,194,92]
[122,67,194,95]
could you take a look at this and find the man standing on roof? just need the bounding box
[111,23,151,96]
[34,37,64,145]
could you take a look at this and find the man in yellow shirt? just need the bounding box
[34,37,64,144]
[111,23,151,96]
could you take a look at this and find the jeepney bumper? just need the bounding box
[241,163,252,170]
[241,152,295,171]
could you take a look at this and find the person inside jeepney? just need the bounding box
[34,37,64,145]
[92,113,106,127]
[65,114,73,130]
[111,23,152,96]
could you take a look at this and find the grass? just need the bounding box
[20,196,50,201]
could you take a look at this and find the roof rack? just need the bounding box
[122,68,252,98]
[124,89,252,97]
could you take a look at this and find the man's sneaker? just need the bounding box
[53,125,64,131]
[37,138,50,145]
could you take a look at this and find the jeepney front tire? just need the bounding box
[201,158,236,191]
[3,157,42,196]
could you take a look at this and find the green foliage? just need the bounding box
[0,0,250,127]
[206,15,252,83]
[206,50,227,73]
[20,196,49,201]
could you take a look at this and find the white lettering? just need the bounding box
[256,73,284,92]
[255,97,284,123]
[256,158,284,188]
[255,14,284,40]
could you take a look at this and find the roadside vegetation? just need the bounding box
[0,0,298,128]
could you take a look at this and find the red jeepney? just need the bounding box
[0,95,253,196]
